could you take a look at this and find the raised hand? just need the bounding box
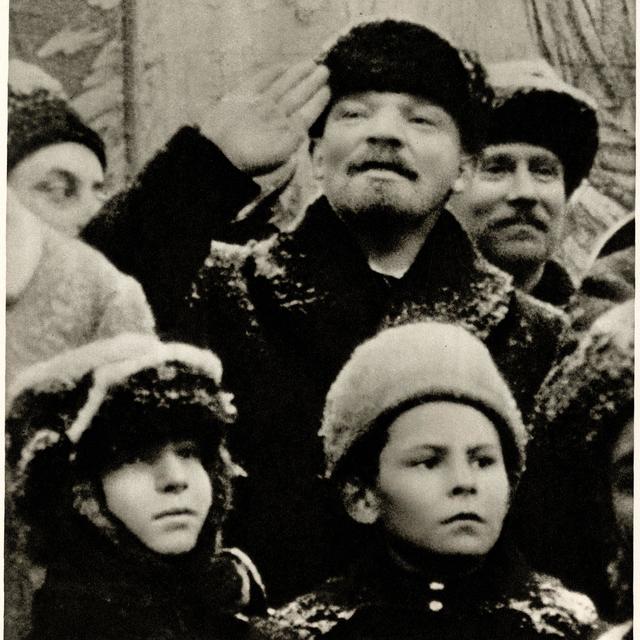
[202,60,330,176]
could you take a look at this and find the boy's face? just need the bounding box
[102,439,213,554]
[353,401,510,557]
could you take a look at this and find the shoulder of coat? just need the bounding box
[513,288,570,327]
[261,579,358,638]
[506,571,599,635]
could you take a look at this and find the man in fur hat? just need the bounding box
[8,60,109,238]
[83,20,572,601]
[450,60,601,309]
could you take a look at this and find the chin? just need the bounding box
[150,534,199,555]
[433,535,495,557]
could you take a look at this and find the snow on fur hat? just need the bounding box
[485,59,599,195]
[8,60,106,172]
[320,322,527,483]
[535,300,633,457]
[7,334,242,548]
[309,19,492,153]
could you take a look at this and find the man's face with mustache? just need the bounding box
[453,143,567,274]
[311,92,465,223]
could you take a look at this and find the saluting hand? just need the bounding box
[202,60,330,176]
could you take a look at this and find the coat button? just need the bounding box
[429,581,445,591]
[428,600,444,612]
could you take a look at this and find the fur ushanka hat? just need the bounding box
[485,59,599,195]
[7,334,241,558]
[320,322,527,485]
[309,19,492,153]
[535,300,634,464]
[8,61,106,172]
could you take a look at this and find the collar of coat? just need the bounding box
[264,539,597,638]
[530,259,576,308]
[245,196,515,344]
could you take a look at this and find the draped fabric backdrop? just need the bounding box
[8,0,635,278]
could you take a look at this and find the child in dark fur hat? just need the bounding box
[7,334,266,640]
[255,322,599,639]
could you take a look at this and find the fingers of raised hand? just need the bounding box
[279,65,329,117]
[295,85,331,130]
[266,59,320,101]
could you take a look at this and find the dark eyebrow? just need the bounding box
[480,153,514,163]
[407,444,446,455]
[468,444,501,455]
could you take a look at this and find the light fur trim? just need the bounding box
[486,59,598,112]
[7,333,227,444]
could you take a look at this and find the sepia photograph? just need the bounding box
[5,1,635,638]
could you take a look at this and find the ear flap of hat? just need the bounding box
[341,480,380,525]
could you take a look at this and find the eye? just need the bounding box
[472,455,497,469]
[479,160,511,178]
[408,115,436,126]
[531,161,562,181]
[414,453,443,470]
[35,175,77,202]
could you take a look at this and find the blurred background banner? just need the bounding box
[9,0,635,278]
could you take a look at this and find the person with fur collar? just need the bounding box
[6,189,155,388]
[255,323,599,639]
[6,335,266,640]
[82,19,573,600]
[522,301,633,633]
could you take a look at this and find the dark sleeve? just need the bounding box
[81,126,261,333]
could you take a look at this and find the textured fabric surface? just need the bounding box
[255,541,599,639]
[6,226,155,390]
[184,196,573,601]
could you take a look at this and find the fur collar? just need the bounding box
[244,197,515,355]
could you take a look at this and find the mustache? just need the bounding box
[347,155,418,181]
[489,208,549,233]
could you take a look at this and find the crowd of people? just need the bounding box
[5,17,634,640]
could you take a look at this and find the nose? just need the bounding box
[448,459,477,497]
[365,108,405,147]
[154,450,189,494]
[507,164,538,204]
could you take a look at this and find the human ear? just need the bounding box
[340,480,380,525]
[452,153,474,194]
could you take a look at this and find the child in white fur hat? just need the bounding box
[6,334,266,640]
[257,322,600,639]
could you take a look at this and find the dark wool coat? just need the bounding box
[28,517,266,640]
[253,542,599,640]
[82,127,574,602]
[530,259,577,308]
[187,198,573,601]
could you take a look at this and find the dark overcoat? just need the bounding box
[83,128,574,601]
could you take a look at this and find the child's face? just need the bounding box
[363,401,510,557]
[101,439,213,554]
